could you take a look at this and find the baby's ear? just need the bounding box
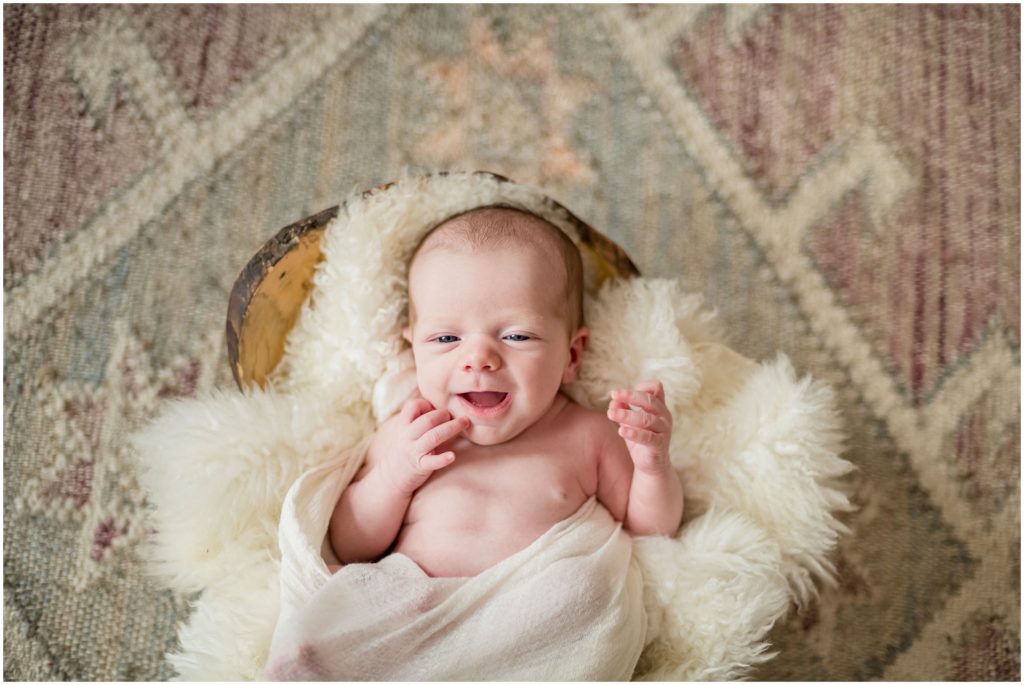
[561,327,588,384]
[402,326,412,344]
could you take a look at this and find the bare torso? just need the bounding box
[391,395,619,577]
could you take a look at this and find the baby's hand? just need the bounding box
[372,397,470,495]
[607,380,673,475]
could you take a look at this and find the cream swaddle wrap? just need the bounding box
[265,449,646,681]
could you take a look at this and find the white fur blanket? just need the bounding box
[133,173,854,680]
[265,491,645,681]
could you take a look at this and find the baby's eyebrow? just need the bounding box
[416,325,455,337]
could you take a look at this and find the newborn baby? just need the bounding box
[330,206,684,577]
[264,206,684,680]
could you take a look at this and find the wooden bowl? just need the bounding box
[226,172,640,390]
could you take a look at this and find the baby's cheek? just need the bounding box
[419,384,449,414]
[412,368,442,407]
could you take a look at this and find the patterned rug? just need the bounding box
[3,4,1019,680]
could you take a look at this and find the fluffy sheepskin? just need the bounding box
[134,172,854,681]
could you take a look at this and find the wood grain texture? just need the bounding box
[227,205,337,389]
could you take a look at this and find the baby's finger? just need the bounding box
[409,407,454,434]
[610,388,664,414]
[607,406,668,433]
[607,400,632,418]
[401,397,434,422]
[635,379,665,400]
[417,450,456,472]
[415,416,470,454]
[618,425,662,446]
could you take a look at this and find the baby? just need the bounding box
[329,206,683,578]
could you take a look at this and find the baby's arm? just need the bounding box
[329,397,469,564]
[604,380,683,536]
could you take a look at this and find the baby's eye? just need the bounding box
[503,334,531,342]
[434,335,459,344]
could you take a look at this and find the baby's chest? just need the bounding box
[417,440,598,515]
[461,444,587,489]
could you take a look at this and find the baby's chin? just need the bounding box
[459,421,519,447]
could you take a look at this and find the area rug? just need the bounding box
[3,4,1019,680]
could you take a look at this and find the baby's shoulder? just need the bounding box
[558,399,634,521]
[558,396,619,449]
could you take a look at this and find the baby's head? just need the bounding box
[404,207,588,445]
[409,207,583,332]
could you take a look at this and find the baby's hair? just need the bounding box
[408,206,584,332]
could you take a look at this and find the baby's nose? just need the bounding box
[461,339,501,372]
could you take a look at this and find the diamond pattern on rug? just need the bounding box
[949,612,1022,680]
[407,7,598,196]
[943,389,1020,517]
[3,3,1018,681]
[2,5,159,288]
[671,5,843,202]
[673,4,1020,401]
[754,400,977,680]
[127,4,329,116]
[12,324,220,591]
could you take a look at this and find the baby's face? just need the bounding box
[406,245,585,446]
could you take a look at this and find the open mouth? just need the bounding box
[458,391,508,408]
[457,391,511,416]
